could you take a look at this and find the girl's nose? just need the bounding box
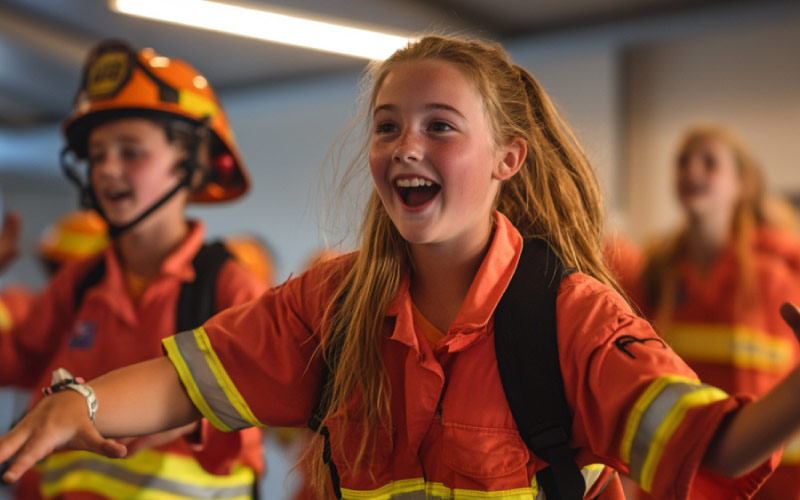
[393,132,421,163]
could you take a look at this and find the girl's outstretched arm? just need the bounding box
[702,303,800,477]
[0,356,199,483]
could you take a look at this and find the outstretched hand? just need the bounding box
[0,212,21,273]
[780,302,800,342]
[0,391,126,483]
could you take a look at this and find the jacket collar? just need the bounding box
[386,212,523,353]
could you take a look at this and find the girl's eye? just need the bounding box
[375,122,397,134]
[429,121,453,132]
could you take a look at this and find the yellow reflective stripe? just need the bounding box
[639,386,727,492]
[620,374,698,464]
[341,478,426,499]
[179,90,219,118]
[163,334,233,432]
[664,324,794,371]
[192,327,265,428]
[781,432,800,465]
[342,479,538,500]
[43,449,254,487]
[41,449,254,499]
[0,299,12,332]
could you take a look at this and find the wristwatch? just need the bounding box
[42,367,98,423]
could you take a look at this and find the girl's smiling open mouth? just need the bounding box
[393,175,441,208]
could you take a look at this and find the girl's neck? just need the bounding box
[686,213,731,273]
[114,212,190,279]
[409,223,493,333]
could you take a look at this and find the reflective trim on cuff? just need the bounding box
[622,375,727,493]
[163,327,264,431]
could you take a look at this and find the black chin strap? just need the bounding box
[60,120,209,239]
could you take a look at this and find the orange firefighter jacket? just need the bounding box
[636,243,800,500]
[165,212,777,500]
[0,221,266,500]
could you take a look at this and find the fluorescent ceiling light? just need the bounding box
[110,0,413,60]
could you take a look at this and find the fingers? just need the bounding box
[780,302,800,336]
[1,428,56,483]
[0,425,30,468]
[72,424,127,459]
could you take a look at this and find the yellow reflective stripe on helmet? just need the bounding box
[179,90,218,119]
[781,432,800,465]
[623,376,727,493]
[41,449,254,499]
[52,230,109,258]
[664,324,794,371]
[164,328,265,431]
[0,299,12,332]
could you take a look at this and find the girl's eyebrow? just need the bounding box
[373,103,466,119]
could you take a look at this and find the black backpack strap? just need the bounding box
[74,257,106,312]
[494,238,584,500]
[308,309,345,499]
[176,241,232,332]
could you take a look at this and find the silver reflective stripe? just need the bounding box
[174,330,253,431]
[628,382,708,483]
[42,458,252,499]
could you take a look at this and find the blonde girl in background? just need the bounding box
[636,124,800,499]
[4,36,800,500]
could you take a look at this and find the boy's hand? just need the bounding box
[0,391,126,483]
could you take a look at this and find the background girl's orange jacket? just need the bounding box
[0,221,267,500]
[165,213,777,500]
[635,241,800,500]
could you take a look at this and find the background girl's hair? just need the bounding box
[304,34,619,496]
[642,124,765,327]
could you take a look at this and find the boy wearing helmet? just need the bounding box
[0,40,266,499]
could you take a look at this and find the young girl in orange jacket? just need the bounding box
[3,35,800,500]
[0,40,266,499]
[636,125,800,500]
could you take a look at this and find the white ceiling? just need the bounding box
[0,0,760,127]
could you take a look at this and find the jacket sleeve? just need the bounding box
[164,256,350,472]
[178,256,270,474]
[557,273,779,500]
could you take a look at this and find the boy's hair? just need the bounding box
[306,34,618,495]
[642,124,765,327]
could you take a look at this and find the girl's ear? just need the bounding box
[493,137,527,181]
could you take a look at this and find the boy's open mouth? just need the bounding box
[394,177,441,208]
[102,188,133,203]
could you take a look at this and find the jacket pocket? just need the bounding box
[324,416,394,484]
[441,422,529,479]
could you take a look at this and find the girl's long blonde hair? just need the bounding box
[641,124,765,327]
[306,34,619,496]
